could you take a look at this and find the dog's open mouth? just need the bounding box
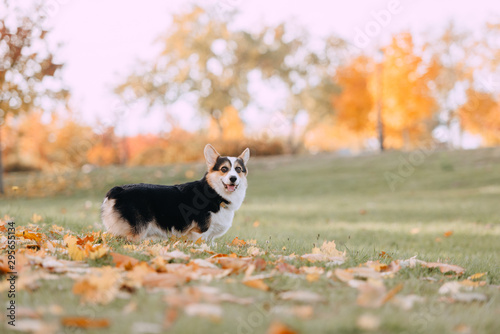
[222,181,238,193]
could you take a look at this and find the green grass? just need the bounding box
[2,147,500,333]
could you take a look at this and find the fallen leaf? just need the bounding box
[160,250,190,261]
[425,262,465,275]
[64,235,108,261]
[271,305,314,319]
[357,313,380,331]
[306,273,320,282]
[243,279,269,291]
[247,246,264,256]
[356,280,387,308]
[142,272,187,289]
[231,237,246,247]
[468,272,487,280]
[279,290,324,303]
[61,317,110,329]
[184,303,222,320]
[72,267,121,304]
[110,252,139,269]
[266,321,297,334]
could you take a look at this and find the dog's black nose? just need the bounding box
[229,176,237,183]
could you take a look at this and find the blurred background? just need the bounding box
[1,0,500,195]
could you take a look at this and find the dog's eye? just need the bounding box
[235,167,242,173]
[221,167,229,173]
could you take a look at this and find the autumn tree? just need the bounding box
[458,88,500,145]
[332,55,375,143]
[0,0,68,193]
[247,25,343,153]
[116,6,344,154]
[426,22,477,148]
[376,32,438,149]
[115,6,250,137]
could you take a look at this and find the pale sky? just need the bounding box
[43,0,500,141]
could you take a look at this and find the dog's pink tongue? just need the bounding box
[227,185,236,192]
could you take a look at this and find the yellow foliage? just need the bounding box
[64,235,109,261]
[458,88,500,145]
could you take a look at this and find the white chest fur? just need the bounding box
[202,208,235,242]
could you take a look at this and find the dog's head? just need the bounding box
[204,144,250,198]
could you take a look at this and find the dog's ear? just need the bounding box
[204,144,220,170]
[238,148,250,165]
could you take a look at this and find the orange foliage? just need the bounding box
[375,32,438,149]
[333,55,375,137]
[458,88,500,145]
[3,111,94,171]
[208,106,245,141]
[87,127,120,166]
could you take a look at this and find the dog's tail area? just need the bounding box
[101,186,137,240]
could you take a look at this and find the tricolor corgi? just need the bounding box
[101,144,250,243]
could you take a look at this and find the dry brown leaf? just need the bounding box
[401,257,465,275]
[110,252,139,269]
[231,237,247,247]
[142,272,187,289]
[334,268,355,282]
[61,317,110,329]
[425,262,465,275]
[276,262,300,274]
[356,280,387,308]
[217,257,249,273]
[160,250,190,261]
[72,267,121,304]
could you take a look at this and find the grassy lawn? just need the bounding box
[1,147,500,333]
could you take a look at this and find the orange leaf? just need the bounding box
[243,279,269,291]
[231,237,246,247]
[61,317,110,329]
[110,252,139,270]
[267,321,297,334]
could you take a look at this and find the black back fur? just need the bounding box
[105,175,230,235]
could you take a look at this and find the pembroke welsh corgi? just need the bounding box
[101,144,250,243]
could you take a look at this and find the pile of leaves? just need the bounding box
[0,215,493,333]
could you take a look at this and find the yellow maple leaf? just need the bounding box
[64,235,109,261]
